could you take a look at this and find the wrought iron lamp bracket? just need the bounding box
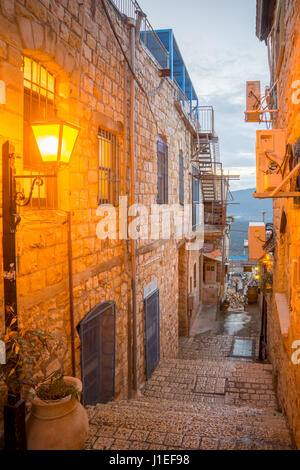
[13,174,56,207]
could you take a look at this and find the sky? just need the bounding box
[138,0,270,191]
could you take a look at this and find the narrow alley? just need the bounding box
[1,0,300,454]
[85,303,293,450]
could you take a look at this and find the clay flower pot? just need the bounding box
[26,377,89,450]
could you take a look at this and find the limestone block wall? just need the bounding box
[0,0,202,406]
[267,0,300,447]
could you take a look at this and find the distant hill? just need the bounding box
[228,188,273,256]
[228,188,273,222]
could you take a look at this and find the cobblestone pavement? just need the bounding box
[86,305,294,450]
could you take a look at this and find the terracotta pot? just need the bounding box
[26,377,89,450]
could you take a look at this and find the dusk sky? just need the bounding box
[138,0,270,191]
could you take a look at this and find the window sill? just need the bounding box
[274,293,290,336]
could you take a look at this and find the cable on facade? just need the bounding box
[100,0,160,133]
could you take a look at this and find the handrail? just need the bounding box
[109,0,169,69]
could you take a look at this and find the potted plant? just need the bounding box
[0,320,89,450]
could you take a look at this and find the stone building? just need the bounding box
[256,0,300,448]
[0,0,229,436]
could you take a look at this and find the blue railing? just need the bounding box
[109,0,169,69]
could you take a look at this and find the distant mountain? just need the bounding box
[228,188,273,222]
[228,188,273,256]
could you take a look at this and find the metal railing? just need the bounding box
[198,106,215,134]
[174,81,200,130]
[109,0,169,68]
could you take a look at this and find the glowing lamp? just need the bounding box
[255,274,260,280]
[31,120,80,164]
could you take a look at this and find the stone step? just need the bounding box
[140,358,277,409]
[86,397,292,450]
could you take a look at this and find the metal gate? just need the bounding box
[77,301,116,406]
[144,290,160,380]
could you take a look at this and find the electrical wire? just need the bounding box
[100,0,159,133]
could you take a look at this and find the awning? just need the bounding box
[203,249,222,263]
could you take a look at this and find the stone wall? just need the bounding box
[0,0,202,421]
[266,0,300,448]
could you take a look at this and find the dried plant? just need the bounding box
[0,314,76,401]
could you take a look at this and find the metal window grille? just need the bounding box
[98,129,121,206]
[21,57,57,209]
[157,136,168,205]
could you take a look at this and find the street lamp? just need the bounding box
[2,119,79,449]
[31,119,80,164]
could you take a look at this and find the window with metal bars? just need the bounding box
[98,129,121,206]
[21,57,57,209]
[157,136,168,205]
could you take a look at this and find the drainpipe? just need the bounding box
[128,18,138,393]
[67,211,76,377]
[122,60,134,398]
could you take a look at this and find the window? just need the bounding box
[98,128,121,206]
[22,57,57,208]
[192,166,200,230]
[157,136,168,204]
[193,263,197,289]
[179,151,184,205]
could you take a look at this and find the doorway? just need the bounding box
[77,301,116,406]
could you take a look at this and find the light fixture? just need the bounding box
[31,119,80,164]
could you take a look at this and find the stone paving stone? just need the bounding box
[182,435,201,449]
[164,433,184,447]
[199,438,220,450]
[219,439,237,450]
[130,429,150,442]
[92,437,114,450]
[110,439,131,450]
[130,441,150,450]
[85,306,293,451]
[113,428,133,440]
[96,425,117,437]
[147,431,167,444]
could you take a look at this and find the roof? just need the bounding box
[154,29,198,103]
[256,0,276,41]
[204,249,222,262]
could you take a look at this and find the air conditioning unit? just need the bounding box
[245,81,261,122]
[256,130,287,194]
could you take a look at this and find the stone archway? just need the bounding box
[16,16,76,76]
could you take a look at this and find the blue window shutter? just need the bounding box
[192,166,200,229]
[179,152,184,204]
[165,145,168,204]
[157,136,168,204]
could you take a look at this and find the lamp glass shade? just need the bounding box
[31,124,60,162]
[61,124,80,163]
[31,120,80,164]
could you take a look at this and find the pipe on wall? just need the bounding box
[129,19,138,392]
[67,211,76,378]
[122,59,134,398]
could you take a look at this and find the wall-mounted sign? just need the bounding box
[0,80,6,104]
[144,279,158,299]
